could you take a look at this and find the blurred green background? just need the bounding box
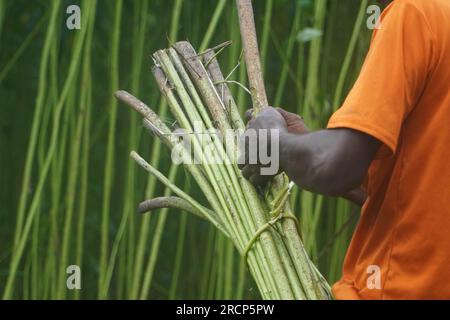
[0,0,384,299]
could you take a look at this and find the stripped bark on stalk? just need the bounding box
[236,0,268,111]
[138,196,214,220]
[236,0,329,298]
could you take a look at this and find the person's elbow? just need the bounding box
[309,157,366,197]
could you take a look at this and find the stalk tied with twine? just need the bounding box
[114,0,332,300]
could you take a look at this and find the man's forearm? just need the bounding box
[279,130,345,195]
[279,129,375,204]
[238,107,377,206]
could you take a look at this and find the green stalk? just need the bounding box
[42,29,60,299]
[57,85,80,299]
[200,227,216,298]
[74,0,96,300]
[215,234,225,298]
[303,0,327,120]
[125,0,148,296]
[333,0,368,109]
[274,2,301,107]
[30,203,40,298]
[0,12,48,83]
[235,257,247,299]
[199,0,227,52]
[98,0,122,298]
[260,0,273,75]
[224,239,235,299]
[139,166,178,299]
[168,211,187,299]
[207,239,218,299]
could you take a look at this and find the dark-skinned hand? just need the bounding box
[238,106,306,187]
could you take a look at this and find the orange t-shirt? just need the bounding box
[327,0,450,299]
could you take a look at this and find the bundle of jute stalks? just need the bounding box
[115,40,331,300]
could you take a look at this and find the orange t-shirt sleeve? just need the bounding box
[327,0,434,154]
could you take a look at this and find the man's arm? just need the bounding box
[239,107,380,203]
[341,188,368,207]
[279,128,379,197]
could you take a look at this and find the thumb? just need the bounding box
[276,108,302,124]
[276,108,310,134]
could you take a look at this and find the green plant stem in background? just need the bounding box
[139,166,178,299]
[41,24,61,299]
[0,13,48,83]
[273,1,301,107]
[168,211,187,299]
[260,0,273,75]
[303,0,327,120]
[74,2,96,299]
[333,0,368,109]
[99,0,123,299]
[125,0,148,294]
[199,0,226,52]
